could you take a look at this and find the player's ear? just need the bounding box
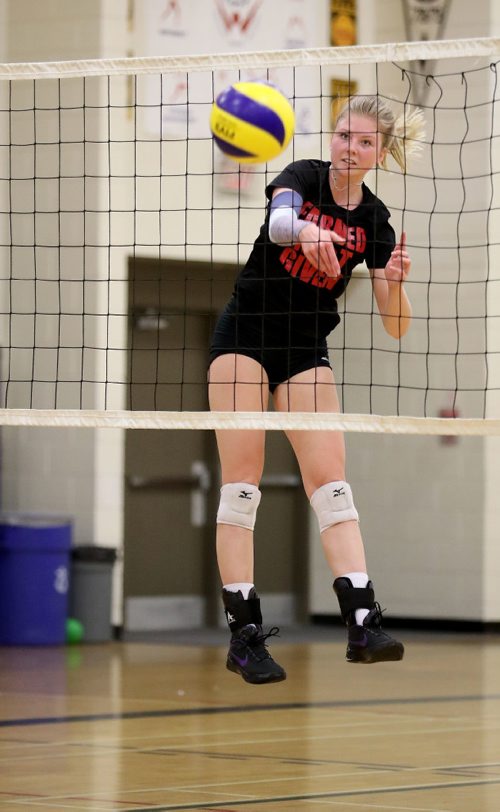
[377,147,388,167]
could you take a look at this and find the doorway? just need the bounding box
[123,256,309,631]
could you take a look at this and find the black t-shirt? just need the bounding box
[231,158,395,340]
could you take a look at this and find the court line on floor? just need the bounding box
[7,759,500,810]
[105,776,500,811]
[18,776,500,811]
[1,693,500,729]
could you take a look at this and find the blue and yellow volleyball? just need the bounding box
[210,80,295,164]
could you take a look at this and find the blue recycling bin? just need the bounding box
[0,513,72,645]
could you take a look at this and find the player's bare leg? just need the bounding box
[208,354,286,683]
[274,366,404,663]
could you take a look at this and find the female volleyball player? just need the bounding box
[208,95,424,684]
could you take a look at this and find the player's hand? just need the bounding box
[385,232,410,283]
[299,222,345,278]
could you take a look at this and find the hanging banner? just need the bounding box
[137,0,321,140]
[143,0,311,64]
[213,0,265,47]
[133,0,327,194]
[403,0,452,42]
[402,0,452,104]
[330,0,356,47]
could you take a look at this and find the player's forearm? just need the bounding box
[268,190,306,246]
[380,281,412,338]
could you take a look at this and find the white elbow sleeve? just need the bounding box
[268,190,306,246]
[269,207,307,246]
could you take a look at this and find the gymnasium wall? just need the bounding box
[0,0,499,625]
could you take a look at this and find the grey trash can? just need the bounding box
[69,546,117,642]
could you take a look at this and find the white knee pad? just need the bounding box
[310,481,359,532]
[217,482,262,530]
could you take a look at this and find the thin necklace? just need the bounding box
[330,169,363,193]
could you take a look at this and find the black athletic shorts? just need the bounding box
[209,305,332,393]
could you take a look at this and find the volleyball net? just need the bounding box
[1,37,500,435]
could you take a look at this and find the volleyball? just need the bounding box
[210,80,295,164]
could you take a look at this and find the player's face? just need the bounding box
[330,113,386,179]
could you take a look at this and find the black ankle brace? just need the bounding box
[222,588,263,632]
[333,578,375,625]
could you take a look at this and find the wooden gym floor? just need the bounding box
[1,626,500,811]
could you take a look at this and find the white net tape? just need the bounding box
[0,37,499,80]
[0,409,498,435]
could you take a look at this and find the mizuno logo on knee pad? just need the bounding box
[310,480,359,532]
[217,482,262,530]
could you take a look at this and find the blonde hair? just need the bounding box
[333,95,425,172]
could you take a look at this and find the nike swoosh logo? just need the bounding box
[349,634,368,647]
[233,654,249,667]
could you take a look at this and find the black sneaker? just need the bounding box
[333,577,404,664]
[226,624,286,684]
[346,605,404,664]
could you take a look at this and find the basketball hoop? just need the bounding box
[402,0,452,105]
